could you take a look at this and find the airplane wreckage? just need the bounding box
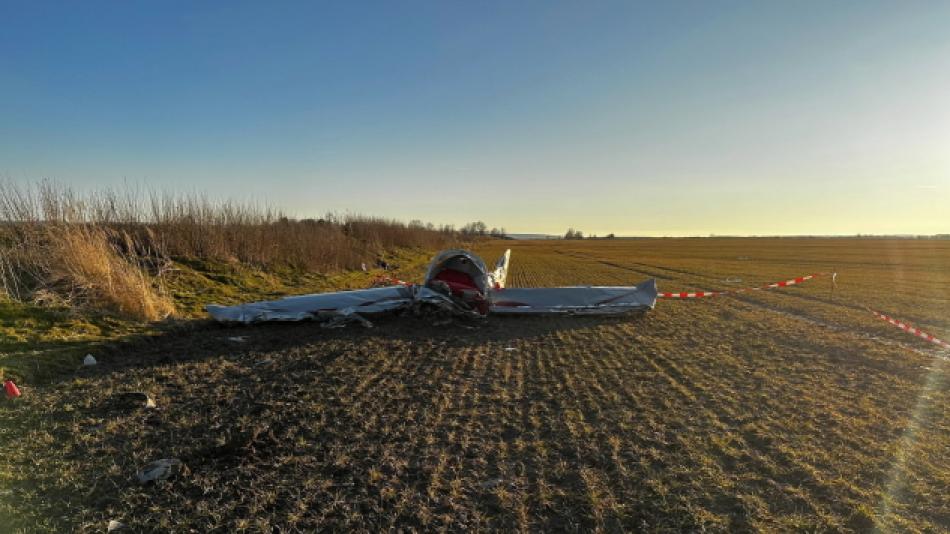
[207,249,658,325]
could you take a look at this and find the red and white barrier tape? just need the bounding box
[868,309,950,349]
[657,272,834,298]
[657,272,946,349]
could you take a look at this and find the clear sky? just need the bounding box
[1,1,948,236]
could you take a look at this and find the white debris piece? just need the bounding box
[504,347,518,352]
[227,336,248,343]
[136,458,183,484]
[83,354,97,366]
[107,519,126,531]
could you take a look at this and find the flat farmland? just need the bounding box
[2,239,948,532]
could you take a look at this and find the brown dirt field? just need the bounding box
[2,238,948,532]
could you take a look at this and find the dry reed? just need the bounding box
[0,181,458,319]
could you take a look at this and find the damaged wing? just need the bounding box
[206,285,455,324]
[489,279,657,315]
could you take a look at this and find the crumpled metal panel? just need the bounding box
[423,249,492,294]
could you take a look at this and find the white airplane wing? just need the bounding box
[206,285,454,324]
[489,279,657,315]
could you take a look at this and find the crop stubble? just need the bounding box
[1,238,947,532]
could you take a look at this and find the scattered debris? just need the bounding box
[320,309,374,329]
[725,277,743,284]
[83,354,97,366]
[107,519,126,531]
[136,458,183,484]
[504,347,518,352]
[227,336,248,343]
[4,380,21,399]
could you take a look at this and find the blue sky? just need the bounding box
[1,1,948,235]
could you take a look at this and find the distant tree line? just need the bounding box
[460,221,506,238]
[564,228,584,240]
[564,229,616,240]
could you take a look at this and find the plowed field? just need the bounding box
[3,239,948,532]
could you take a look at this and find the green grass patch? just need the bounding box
[0,247,436,384]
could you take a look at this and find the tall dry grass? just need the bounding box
[0,181,459,320]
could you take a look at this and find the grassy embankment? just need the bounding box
[0,182,453,384]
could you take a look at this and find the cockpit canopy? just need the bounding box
[423,249,492,314]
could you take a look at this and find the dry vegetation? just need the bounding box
[0,182,457,320]
[1,238,948,532]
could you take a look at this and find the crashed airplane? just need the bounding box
[207,249,657,324]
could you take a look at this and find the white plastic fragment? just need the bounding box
[227,336,248,343]
[107,519,125,531]
[136,458,182,484]
[504,347,518,352]
[144,395,157,409]
[83,354,97,366]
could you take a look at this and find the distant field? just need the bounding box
[2,238,948,532]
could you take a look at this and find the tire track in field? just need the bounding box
[553,250,676,280]
[748,289,950,345]
[633,261,722,281]
[728,294,942,361]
